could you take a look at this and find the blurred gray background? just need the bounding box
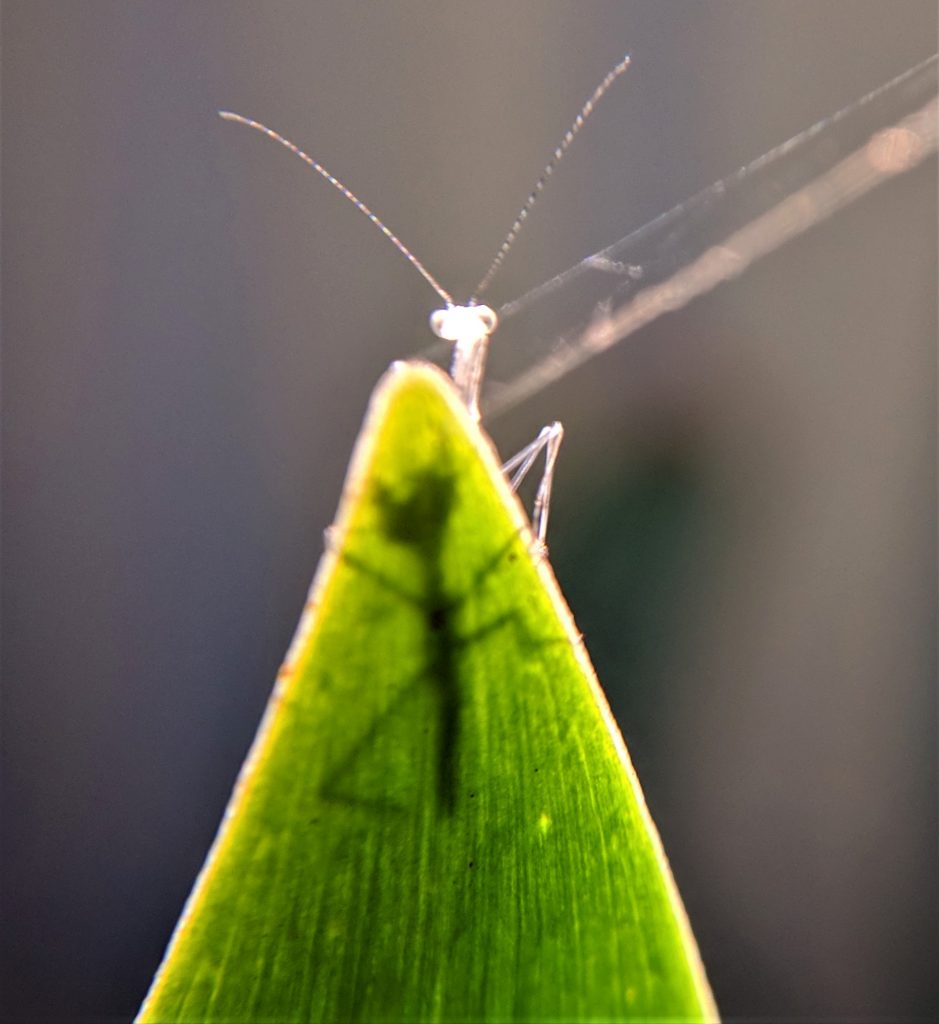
[2,2,936,1020]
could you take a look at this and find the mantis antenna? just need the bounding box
[217,109,454,307]
[219,54,632,541]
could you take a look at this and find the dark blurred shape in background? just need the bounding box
[2,3,936,1020]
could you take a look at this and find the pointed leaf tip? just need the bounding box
[138,359,716,1022]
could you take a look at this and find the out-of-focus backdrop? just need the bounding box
[3,3,936,1020]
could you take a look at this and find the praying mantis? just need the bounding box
[219,55,632,546]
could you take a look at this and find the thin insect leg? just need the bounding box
[501,422,565,544]
[531,422,564,545]
[502,427,553,488]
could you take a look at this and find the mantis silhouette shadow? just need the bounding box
[319,465,568,818]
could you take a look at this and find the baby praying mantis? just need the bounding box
[219,55,631,545]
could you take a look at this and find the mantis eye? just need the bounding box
[429,304,499,344]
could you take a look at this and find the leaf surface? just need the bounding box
[138,362,716,1022]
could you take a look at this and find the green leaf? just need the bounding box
[137,362,717,1023]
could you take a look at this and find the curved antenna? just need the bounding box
[472,54,632,301]
[218,110,453,306]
